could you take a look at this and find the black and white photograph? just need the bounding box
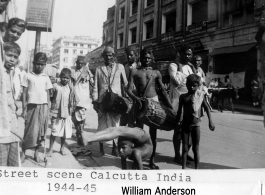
[0,0,265,194]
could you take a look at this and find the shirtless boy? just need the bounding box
[176,74,215,169]
[86,127,152,170]
[127,48,172,169]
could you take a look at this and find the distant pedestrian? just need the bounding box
[0,42,22,166]
[21,52,53,163]
[47,68,76,157]
[176,74,215,169]
[224,75,232,88]
[251,74,260,107]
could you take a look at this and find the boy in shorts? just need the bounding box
[176,74,215,169]
[47,68,75,156]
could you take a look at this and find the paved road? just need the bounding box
[81,108,265,170]
[18,100,265,170]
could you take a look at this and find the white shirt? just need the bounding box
[21,72,53,104]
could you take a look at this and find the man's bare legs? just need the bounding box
[173,126,182,164]
[47,134,56,157]
[60,137,66,155]
[149,127,159,169]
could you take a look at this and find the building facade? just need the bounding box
[108,0,263,100]
[51,36,100,72]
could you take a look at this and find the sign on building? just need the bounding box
[26,0,54,32]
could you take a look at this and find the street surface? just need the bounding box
[19,101,265,170]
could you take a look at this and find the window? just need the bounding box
[64,42,69,46]
[118,33,124,48]
[129,28,137,45]
[80,44,84,47]
[119,6,125,22]
[63,57,68,63]
[145,0,154,7]
[187,0,208,25]
[73,43,77,47]
[144,20,153,40]
[64,49,69,54]
[73,49,77,54]
[161,11,176,34]
[130,0,138,16]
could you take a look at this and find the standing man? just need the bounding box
[71,56,94,146]
[92,46,128,156]
[168,44,195,164]
[120,48,139,127]
[194,55,206,84]
[128,48,172,169]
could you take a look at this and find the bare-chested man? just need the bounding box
[86,127,152,170]
[127,48,172,169]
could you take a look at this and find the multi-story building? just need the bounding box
[108,0,262,100]
[51,36,100,71]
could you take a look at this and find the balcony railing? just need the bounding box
[160,31,175,42]
[129,14,137,23]
[144,5,154,15]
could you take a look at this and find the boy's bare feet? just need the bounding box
[21,153,25,163]
[46,150,53,157]
[149,162,159,169]
[60,147,66,156]
[34,151,41,163]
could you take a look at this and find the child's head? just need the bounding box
[4,17,26,42]
[3,42,20,70]
[186,74,201,93]
[60,68,71,86]
[118,137,134,158]
[33,52,47,74]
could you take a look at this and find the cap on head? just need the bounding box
[76,55,85,62]
[60,68,71,79]
[34,52,47,64]
[103,46,115,55]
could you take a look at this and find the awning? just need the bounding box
[208,43,256,56]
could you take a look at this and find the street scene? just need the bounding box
[0,0,265,172]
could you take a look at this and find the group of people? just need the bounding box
[87,44,215,170]
[0,0,215,170]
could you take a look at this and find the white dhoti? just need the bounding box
[51,116,72,139]
[97,111,121,144]
[170,85,188,113]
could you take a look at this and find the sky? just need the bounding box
[16,0,116,66]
